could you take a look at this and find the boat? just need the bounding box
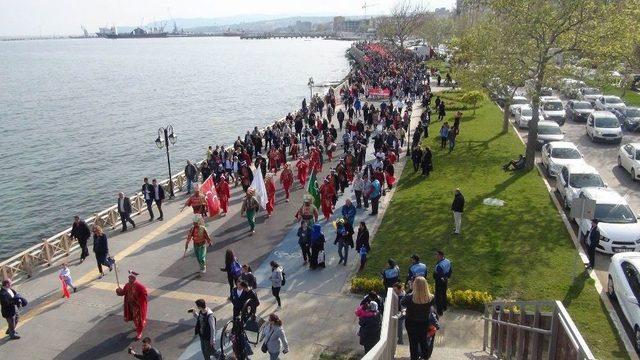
[103,27,168,39]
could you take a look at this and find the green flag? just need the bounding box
[307,170,321,208]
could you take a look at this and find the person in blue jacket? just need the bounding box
[407,254,427,287]
[433,250,452,315]
[341,199,356,227]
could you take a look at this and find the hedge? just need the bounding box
[350,278,493,312]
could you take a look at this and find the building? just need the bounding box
[333,16,370,34]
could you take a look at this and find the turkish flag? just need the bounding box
[201,175,221,217]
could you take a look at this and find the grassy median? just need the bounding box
[357,91,628,358]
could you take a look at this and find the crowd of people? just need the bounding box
[2,41,461,360]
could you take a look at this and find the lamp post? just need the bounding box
[155,125,177,198]
[307,77,314,101]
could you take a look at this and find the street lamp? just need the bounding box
[307,77,314,100]
[155,125,177,198]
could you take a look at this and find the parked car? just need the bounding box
[509,96,529,116]
[607,253,640,350]
[611,107,640,131]
[586,111,623,143]
[576,187,640,254]
[556,163,605,209]
[565,100,594,122]
[578,87,602,104]
[594,95,627,112]
[515,105,533,128]
[541,141,585,176]
[559,78,586,99]
[536,120,564,149]
[540,97,566,125]
[618,143,640,181]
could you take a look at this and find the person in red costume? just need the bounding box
[280,163,294,202]
[268,148,279,172]
[319,177,336,221]
[265,172,276,217]
[116,271,148,341]
[289,138,299,161]
[296,156,309,187]
[216,175,231,215]
[309,146,322,174]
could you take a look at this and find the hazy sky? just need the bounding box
[0,0,456,36]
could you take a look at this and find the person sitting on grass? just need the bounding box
[502,155,526,171]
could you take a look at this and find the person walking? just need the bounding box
[309,224,326,270]
[447,126,457,153]
[341,199,356,227]
[451,188,465,235]
[142,177,154,221]
[355,222,370,271]
[128,337,163,360]
[438,123,449,150]
[71,215,91,262]
[334,218,354,266]
[241,188,260,234]
[240,265,258,290]
[259,313,290,360]
[355,301,382,353]
[586,219,600,270]
[411,147,423,173]
[393,283,407,345]
[216,175,231,215]
[280,163,294,202]
[265,173,276,217]
[184,217,213,274]
[191,299,219,360]
[185,160,199,195]
[401,277,439,360]
[421,147,433,176]
[59,262,77,296]
[220,250,242,295]
[115,271,148,341]
[381,259,400,289]
[117,192,136,232]
[437,101,446,122]
[433,251,452,315]
[231,281,260,319]
[269,261,284,309]
[407,255,427,287]
[92,225,112,279]
[368,178,381,215]
[151,179,165,221]
[1,279,27,340]
[297,221,312,264]
[352,171,365,208]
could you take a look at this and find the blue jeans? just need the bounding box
[187,178,194,194]
[269,352,280,360]
[338,243,349,265]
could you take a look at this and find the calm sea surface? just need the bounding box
[0,37,351,258]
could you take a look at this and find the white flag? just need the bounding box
[250,168,268,210]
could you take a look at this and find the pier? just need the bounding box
[240,32,328,40]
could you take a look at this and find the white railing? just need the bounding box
[0,76,352,283]
[362,288,399,360]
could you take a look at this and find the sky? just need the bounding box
[0,0,456,36]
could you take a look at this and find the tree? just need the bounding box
[460,91,485,115]
[420,14,454,48]
[377,0,427,48]
[453,17,530,133]
[477,0,613,170]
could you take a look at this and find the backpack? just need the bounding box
[230,260,242,279]
[281,271,286,286]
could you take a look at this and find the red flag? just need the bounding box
[59,275,70,298]
[201,175,221,217]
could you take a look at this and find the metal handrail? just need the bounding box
[0,76,351,283]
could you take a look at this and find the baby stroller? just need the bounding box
[218,299,266,360]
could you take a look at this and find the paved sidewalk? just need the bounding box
[0,101,424,360]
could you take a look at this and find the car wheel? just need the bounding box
[633,169,637,182]
[607,276,616,300]
[618,156,622,167]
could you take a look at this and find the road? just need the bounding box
[511,95,640,352]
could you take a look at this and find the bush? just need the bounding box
[351,278,493,312]
[351,277,384,294]
[460,91,486,115]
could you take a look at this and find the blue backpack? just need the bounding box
[230,260,242,279]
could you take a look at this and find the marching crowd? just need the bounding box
[1,42,459,360]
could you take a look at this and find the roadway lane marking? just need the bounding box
[1,209,191,334]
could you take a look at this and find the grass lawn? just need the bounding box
[357,91,628,358]
[603,85,640,107]
[425,58,450,73]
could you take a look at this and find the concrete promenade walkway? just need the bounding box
[0,98,428,360]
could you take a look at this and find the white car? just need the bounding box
[536,120,564,149]
[556,163,605,209]
[509,96,529,116]
[540,141,585,176]
[515,105,533,128]
[578,87,602,104]
[618,143,640,181]
[607,253,640,350]
[540,97,566,125]
[586,111,623,143]
[576,187,640,254]
[595,95,627,112]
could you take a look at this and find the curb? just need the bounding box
[508,116,639,359]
